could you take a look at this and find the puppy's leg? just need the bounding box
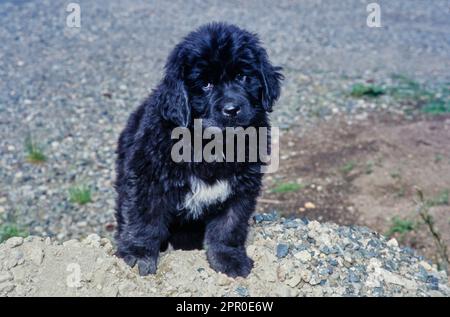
[115,184,171,276]
[204,198,255,278]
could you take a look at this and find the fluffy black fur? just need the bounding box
[115,22,283,277]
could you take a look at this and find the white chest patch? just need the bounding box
[183,177,231,219]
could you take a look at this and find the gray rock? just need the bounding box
[328,258,339,267]
[235,286,249,297]
[427,276,440,291]
[383,260,398,272]
[283,220,299,229]
[276,244,289,258]
[416,266,429,282]
[348,271,360,283]
[253,211,278,223]
[320,246,331,255]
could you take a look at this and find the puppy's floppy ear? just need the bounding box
[160,75,190,127]
[160,44,191,127]
[259,56,284,112]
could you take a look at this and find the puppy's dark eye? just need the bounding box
[202,83,214,92]
[236,74,247,83]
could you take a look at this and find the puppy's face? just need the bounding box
[186,53,263,128]
[162,23,283,129]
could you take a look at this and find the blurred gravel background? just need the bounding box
[1,0,449,240]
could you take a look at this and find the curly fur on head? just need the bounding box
[115,22,283,277]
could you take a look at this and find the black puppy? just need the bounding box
[115,22,283,277]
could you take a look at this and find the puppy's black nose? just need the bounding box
[222,103,241,117]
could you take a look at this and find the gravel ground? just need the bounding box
[0,216,448,297]
[1,0,450,240]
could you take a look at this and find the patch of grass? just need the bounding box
[421,99,450,115]
[390,170,401,179]
[434,154,444,163]
[350,83,385,98]
[427,189,449,207]
[69,185,92,205]
[389,74,450,115]
[391,74,419,86]
[365,161,374,175]
[0,223,28,243]
[340,161,356,174]
[24,134,46,163]
[271,182,304,194]
[386,216,415,237]
[414,188,449,273]
[388,74,432,101]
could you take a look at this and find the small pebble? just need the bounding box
[276,244,289,258]
[304,202,316,209]
[6,237,24,248]
[387,238,399,248]
[295,250,312,263]
[236,286,249,297]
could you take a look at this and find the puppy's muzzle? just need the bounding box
[222,102,241,117]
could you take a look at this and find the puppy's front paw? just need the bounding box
[116,250,158,276]
[207,247,254,278]
[137,257,157,276]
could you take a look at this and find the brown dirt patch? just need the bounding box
[258,113,450,263]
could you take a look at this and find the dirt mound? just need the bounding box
[0,217,448,297]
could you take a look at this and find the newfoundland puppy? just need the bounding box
[115,22,283,277]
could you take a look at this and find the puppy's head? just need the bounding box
[160,22,283,129]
